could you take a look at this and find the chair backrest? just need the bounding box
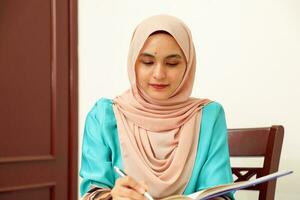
[228,125,284,200]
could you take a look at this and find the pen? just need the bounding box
[113,166,154,200]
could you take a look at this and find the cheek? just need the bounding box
[172,67,186,85]
[136,67,149,86]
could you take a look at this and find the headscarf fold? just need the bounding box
[112,14,211,198]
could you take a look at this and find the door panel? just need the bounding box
[0,0,78,199]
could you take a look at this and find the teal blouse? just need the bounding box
[80,98,234,199]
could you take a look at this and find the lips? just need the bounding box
[149,83,169,89]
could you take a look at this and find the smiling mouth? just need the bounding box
[149,84,169,89]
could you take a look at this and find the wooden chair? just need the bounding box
[228,125,284,200]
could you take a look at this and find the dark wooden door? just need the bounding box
[0,0,78,199]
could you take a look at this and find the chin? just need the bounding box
[149,94,169,100]
[145,89,171,100]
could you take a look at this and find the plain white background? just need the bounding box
[78,0,300,199]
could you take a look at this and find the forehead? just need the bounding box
[140,33,185,57]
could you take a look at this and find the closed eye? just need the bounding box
[142,61,154,65]
[167,63,179,66]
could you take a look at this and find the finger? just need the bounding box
[114,186,146,200]
[118,176,146,194]
[139,181,149,191]
[113,178,146,200]
[120,187,146,200]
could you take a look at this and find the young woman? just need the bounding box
[80,15,234,200]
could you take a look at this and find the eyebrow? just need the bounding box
[140,53,155,58]
[140,52,182,59]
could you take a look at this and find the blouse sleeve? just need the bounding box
[196,104,235,199]
[79,103,115,197]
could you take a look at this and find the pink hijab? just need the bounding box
[112,14,211,198]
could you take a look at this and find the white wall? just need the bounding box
[78,0,300,199]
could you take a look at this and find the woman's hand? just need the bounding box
[111,176,148,200]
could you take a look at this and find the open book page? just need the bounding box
[195,170,292,200]
[186,182,237,199]
[186,189,205,199]
[161,170,293,200]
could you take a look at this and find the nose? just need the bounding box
[153,64,166,80]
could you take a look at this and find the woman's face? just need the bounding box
[135,33,187,100]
